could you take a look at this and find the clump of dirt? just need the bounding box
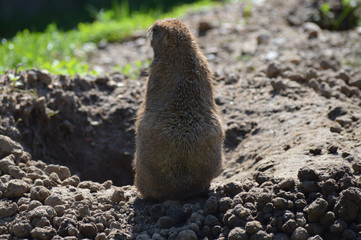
[1,0,361,239]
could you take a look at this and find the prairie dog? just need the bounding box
[133,18,224,200]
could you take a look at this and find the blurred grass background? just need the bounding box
[0,0,217,75]
[0,0,210,38]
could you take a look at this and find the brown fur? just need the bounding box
[133,18,224,200]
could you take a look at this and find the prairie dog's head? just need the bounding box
[148,18,194,57]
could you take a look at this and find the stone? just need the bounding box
[272,197,288,210]
[228,227,249,240]
[330,126,342,133]
[305,223,325,236]
[149,204,165,220]
[204,196,218,215]
[0,135,23,158]
[294,199,307,210]
[302,22,321,39]
[62,175,80,187]
[49,172,61,183]
[320,211,336,227]
[250,230,273,240]
[30,226,56,240]
[68,226,79,237]
[271,80,287,92]
[10,219,32,237]
[335,71,350,82]
[297,167,319,181]
[329,218,347,234]
[17,196,31,207]
[176,230,197,240]
[257,33,270,44]
[305,68,317,81]
[4,179,30,198]
[321,179,338,195]
[8,165,26,179]
[78,180,100,192]
[349,78,361,90]
[54,204,66,216]
[79,222,98,238]
[30,186,51,202]
[282,219,297,233]
[257,192,273,210]
[27,205,57,221]
[351,161,361,173]
[290,227,309,240]
[340,187,361,204]
[222,181,243,197]
[0,154,15,173]
[157,216,175,229]
[278,178,295,191]
[245,221,263,235]
[342,228,357,239]
[327,106,347,121]
[34,216,51,228]
[319,58,339,71]
[95,75,109,85]
[334,198,358,222]
[37,70,52,85]
[102,180,112,189]
[57,218,77,236]
[266,62,282,78]
[298,181,319,193]
[111,188,126,203]
[44,193,64,207]
[27,200,42,211]
[219,197,233,213]
[95,232,107,240]
[234,204,252,218]
[340,85,353,97]
[0,200,18,217]
[27,70,37,81]
[212,225,222,236]
[204,214,218,227]
[44,164,71,181]
[304,197,328,222]
[274,233,290,240]
[254,172,271,185]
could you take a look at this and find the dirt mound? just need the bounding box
[1,71,141,186]
[1,0,361,239]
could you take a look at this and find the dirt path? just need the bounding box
[90,0,361,182]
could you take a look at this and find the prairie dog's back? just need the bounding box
[133,18,224,200]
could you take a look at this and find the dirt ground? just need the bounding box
[1,0,361,239]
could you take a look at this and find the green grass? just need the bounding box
[0,0,217,76]
[113,59,151,79]
[318,0,361,30]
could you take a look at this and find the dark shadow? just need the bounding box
[224,121,257,150]
[11,74,138,186]
[128,194,208,238]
